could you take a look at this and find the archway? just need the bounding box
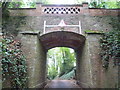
[39,31,86,87]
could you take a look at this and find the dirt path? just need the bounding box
[44,80,82,89]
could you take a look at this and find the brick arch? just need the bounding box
[39,31,86,51]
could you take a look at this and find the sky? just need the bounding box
[11,0,90,4]
[44,0,91,4]
[11,0,120,4]
[49,0,78,4]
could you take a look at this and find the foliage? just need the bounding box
[100,30,120,69]
[1,1,36,9]
[89,1,120,9]
[8,2,23,8]
[40,0,120,9]
[105,1,120,9]
[89,1,106,8]
[0,35,28,88]
[27,2,36,8]
[8,2,36,8]
[47,47,76,80]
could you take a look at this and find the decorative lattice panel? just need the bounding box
[43,7,80,14]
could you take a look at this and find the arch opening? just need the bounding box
[47,47,76,80]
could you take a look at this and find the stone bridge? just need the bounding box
[1,2,120,88]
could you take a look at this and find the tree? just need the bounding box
[47,47,76,80]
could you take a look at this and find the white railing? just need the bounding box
[43,20,82,34]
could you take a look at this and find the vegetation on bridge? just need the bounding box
[100,29,120,69]
[41,0,120,9]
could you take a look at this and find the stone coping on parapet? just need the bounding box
[19,31,39,35]
[9,7,120,10]
[9,8,36,10]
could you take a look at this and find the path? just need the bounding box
[44,80,82,89]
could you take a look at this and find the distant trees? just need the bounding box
[89,0,120,8]
[0,1,36,9]
[40,0,120,8]
[47,47,76,80]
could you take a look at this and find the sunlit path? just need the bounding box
[44,80,82,88]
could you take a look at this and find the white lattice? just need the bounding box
[43,7,80,14]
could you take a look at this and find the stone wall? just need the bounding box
[17,33,47,88]
[76,34,102,88]
[6,15,119,36]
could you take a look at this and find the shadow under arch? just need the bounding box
[40,31,86,51]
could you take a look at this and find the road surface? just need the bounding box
[44,80,82,89]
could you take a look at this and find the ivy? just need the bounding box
[0,35,28,88]
[100,30,120,69]
[89,1,120,9]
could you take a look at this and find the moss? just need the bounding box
[85,30,104,34]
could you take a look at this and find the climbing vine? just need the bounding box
[100,30,120,69]
[0,35,28,88]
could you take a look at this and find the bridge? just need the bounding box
[20,19,86,88]
[1,2,119,88]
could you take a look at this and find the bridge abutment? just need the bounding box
[18,33,47,88]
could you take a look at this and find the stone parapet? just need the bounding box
[9,2,119,16]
